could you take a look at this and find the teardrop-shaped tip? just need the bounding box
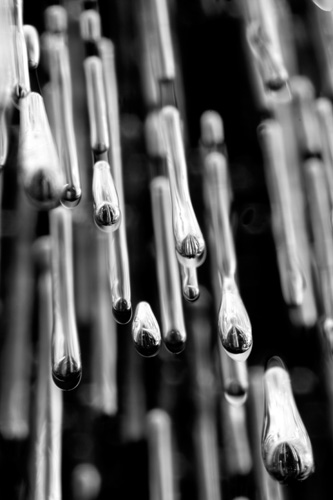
[221,325,253,362]
[177,236,206,268]
[94,203,121,232]
[181,234,200,258]
[224,381,248,406]
[112,299,132,325]
[52,356,82,391]
[269,442,305,484]
[164,329,186,354]
[61,184,82,208]
[218,280,253,361]
[183,285,200,302]
[132,302,162,357]
[134,333,161,357]
[24,169,62,209]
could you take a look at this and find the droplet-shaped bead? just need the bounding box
[218,278,252,362]
[132,302,161,357]
[19,93,64,209]
[92,161,121,232]
[262,357,314,484]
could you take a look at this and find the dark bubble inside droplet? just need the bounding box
[26,170,60,209]
[271,442,301,484]
[183,285,200,302]
[61,184,82,208]
[224,326,252,358]
[52,356,82,391]
[112,299,132,324]
[164,330,186,354]
[181,234,200,258]
[95,203,121,229]
[134,330,161,358]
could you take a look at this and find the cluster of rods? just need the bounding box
[5,0,333,497]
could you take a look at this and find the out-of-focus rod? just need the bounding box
[0,189,36,438]
[147,409,176,500]
[29,237,63,500]
[259,119,305,307]
[90,232,118,415]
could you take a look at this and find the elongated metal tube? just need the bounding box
[160,106,206,268]
[150,176,186,354]
[50,207,82,391]
[43,29,82,207]
[98,38,132,323]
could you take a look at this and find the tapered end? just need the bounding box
[61,184,82,208]
[134,332,161,358]
[94,203,121,232]
[183,285,200,302]
[221,326,253,362]
[112,299,132,324]
[52,356,82,391]
[24,169,62,209]
[269,442,314,484]
[132,302,162,357]
[177,235,206,268]
[164,329,186,354]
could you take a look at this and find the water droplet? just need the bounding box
[95,203,121,230]
[160,106,206,269]
[183,285,200,302]
[132,302,161,357]
[180,265,200,302]
[61,184,82,208]
[218,279,252,361]
[52,356,82,391]
[178,235,207,269]
[181,234,200,258]
[93,161,121,232]
[19,93,64,209]
[25,169,61,209]
[50,208,82,391]
[112,298,132,324]
[312,0,333,10]
[164,329,186,354]
[262,356,314,484]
